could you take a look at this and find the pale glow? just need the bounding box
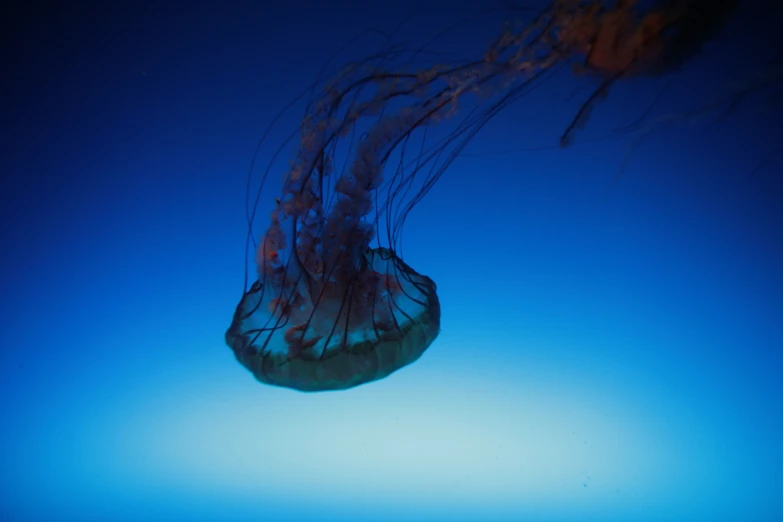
[94,348,700,520]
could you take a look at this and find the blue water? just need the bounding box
[2,1,781,521]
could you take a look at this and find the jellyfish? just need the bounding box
[554,0,739,145]
[225,0,739,392]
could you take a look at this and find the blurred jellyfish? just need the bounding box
[226,0,740,391]
[555,0,739,145]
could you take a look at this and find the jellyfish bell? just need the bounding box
[226,247,440,392]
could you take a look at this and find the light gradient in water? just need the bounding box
[2,1,781,521]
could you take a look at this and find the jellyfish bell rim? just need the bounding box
[226,247,441,392]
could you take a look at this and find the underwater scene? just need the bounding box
[2,1,782,521]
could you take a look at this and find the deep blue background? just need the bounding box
[2,1,781,521]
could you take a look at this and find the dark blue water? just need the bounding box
[2,1,781,521]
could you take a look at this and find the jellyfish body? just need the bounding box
[226,248,440,391]
[226,0,738,391]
